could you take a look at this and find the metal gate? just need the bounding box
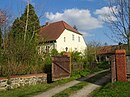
[52,56,70,81]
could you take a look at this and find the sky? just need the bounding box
[0,0,118,45]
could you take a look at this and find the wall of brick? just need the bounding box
[116,50,127,82]
[0,73,47,91]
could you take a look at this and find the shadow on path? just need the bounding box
[33,69,110,97]
[70,73,111,97]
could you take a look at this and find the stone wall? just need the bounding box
[0,73,47,91]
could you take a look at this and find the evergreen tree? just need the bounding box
[10,4,40,42]
[20,4,40,42]
[0,28,2,47]
[10,18,24,42]
[6,4,41,75]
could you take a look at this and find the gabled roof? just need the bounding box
[39,21,82,41]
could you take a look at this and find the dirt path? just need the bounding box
[33,69,110,97]
[69,73,111,97]
[33,80,80,97]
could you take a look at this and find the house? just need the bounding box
[39,21,86,53]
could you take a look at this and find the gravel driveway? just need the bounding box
[33,69,110,97]
[70,73,111,97]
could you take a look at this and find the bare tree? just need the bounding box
[83,40,101,65]
[105,0,130,50]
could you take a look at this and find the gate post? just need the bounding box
[116,50,127,82]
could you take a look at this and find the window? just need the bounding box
[64,37,66,42]
[78,36,80,42]
[45,46,50,53]
[37,46,41,54]
[72,34,74,41]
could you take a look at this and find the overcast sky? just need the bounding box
[0,0,118,45]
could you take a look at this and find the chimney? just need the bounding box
[46,22,49,26]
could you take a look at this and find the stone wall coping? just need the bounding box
[0,73,47,80]
[0,77,8,80]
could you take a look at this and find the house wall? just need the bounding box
[56,29,86,52]
[38,43,56,54]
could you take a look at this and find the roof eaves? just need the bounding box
[66,28,81,34]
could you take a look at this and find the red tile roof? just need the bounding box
[97,46,113,55]
[97,44,128,55]
[39,21,82,41]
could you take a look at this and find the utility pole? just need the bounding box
[24,0,30,44]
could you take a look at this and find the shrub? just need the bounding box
[71,51,82,62]
[97,61,110,69]
[51,49,59,56]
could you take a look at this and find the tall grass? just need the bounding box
[91,82,130,97]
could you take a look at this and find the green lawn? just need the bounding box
[91,81,130,97]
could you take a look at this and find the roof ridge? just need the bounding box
[47,21,81,34]
[61,21,66,29]
[61,21,81,33]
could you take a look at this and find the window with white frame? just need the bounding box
[72,34,74,41]
[78,36,80,42]
[64,37,66,42]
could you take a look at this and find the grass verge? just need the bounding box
[91,81,130,97]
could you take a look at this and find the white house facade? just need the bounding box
[39,21,86,53]
[56,29,86,52]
